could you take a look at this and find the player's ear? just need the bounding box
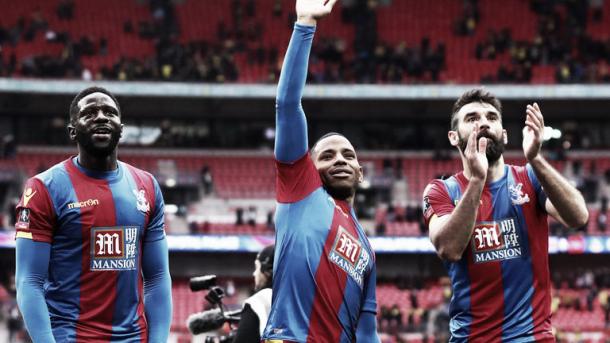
[357,165,364,183]
[502,129,507,144]
[67,123,76,142]
[448,130,459,147]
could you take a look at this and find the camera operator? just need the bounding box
[232,244,274,343]
[187,245,274,342]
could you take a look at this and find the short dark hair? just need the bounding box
[451,88,502,131]
[69,86,121,124]
[310,132,347,155]
[257,244,275,275]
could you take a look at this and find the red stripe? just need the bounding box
[467,185,505,342]
[512,167,554,341]
[307,208,355,343]
[125,165,152,342]
[66,161,118,342]
[276,154,322,203]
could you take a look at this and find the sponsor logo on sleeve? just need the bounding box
[472,218,522,263]
[22,188,37,207]
[422,195,431,215]
[15,209,30,230]
[90,226,139,271]
[329,226,370,287]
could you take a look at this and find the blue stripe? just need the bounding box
[42,163,82,341]
[442,177,472,342]
[337,213,375,343]
[264,188,335,341]
[338,280,360,343]
[109,165,146,342]
[526,164,547,209]
[499,168,535,341]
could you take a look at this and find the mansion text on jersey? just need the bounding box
[91,259,136,270]
[474,247,522,263]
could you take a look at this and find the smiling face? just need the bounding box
[68,92,123,158]
[311,134,363,200]
[449,101,507,163]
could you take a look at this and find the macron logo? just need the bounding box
[68,198,100,209]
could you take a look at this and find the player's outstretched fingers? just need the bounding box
[478,132,487,154]
[534,102,544,127]
[526,109,542,130]
[527,104,543,126]
[466,127,477,157]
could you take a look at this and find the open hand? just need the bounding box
[465,123,489,182]
[296,0,339,25]
[523,103,544,161]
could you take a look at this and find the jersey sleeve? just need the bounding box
[276,153,322,203]
[274,23,315,163]
[144,177,166,243]
[361,264,377,315]
[15,177,56,243]
[423,179,454,227]
[357,266,380,342]
[15,239,55,343]
[526,163,548,209]
[142,238,172,342]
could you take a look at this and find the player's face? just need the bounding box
[312,135,363,200]
[452,101,507,163]
[253,260,268,292]
[70,92,122,157]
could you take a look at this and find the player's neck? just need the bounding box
[462,155,506,183]
[77,151,119,172]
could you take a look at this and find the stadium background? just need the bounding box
[0,0,609,342]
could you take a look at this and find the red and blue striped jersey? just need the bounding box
[262,154,377,343]
[423,164,554,342]
[14,157,166,342]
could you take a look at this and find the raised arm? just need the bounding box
[274,0,338,163]
[523,103,588,228]
[427,124,488,262]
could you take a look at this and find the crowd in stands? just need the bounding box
[472,0,610,84]
[0,0,609,83]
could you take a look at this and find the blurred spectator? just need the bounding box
[246,206,257,226]
[2,135,16,159]
[454,0,479,36]
[235,207,244,226]
[57,0,75,20]
[200,165,214,196]
[597,197,608,233]
[7,301,24,343]
[590,0,604,22]
[599,288,610,327]
[388,304,402,330]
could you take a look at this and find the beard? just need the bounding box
[458,131,505,163]
[322,179,357,200]
[75,129,121,158]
